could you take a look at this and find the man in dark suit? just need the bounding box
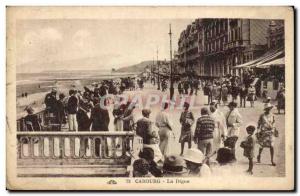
[90,98,110,156]
[77,103,93,154]
[77,103,92,131]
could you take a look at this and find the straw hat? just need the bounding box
[264,103,274,110]
[163,155,188,174]
[182,148,205,164]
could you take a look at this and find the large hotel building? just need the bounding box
[176,19,277,78]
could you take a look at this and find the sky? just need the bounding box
[16,19,193,72]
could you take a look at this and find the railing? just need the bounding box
[17,131,140,164]
[17,131,143,177]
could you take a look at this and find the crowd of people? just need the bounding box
[22,77,145,132]
[132,99,279,177]
[21,71,284,177]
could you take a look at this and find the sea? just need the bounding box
[16,70,137,97]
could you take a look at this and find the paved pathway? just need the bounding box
[123,81,285,177]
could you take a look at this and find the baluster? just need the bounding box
[17,136,22,159]
[112,136,117,158]
[28,137,34,158]
[79,137,86,158]
[39,136,44,158]
[100,136,106,158]
[20,137,26,158]
[121,136,127,157]
[90,137,95,158]
[59,137,65,158]
[49,137,54,158]
[70,136,75,158]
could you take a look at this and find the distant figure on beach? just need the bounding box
[25,92,28,98]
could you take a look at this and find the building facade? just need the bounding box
[177,19,269,78]
[266,20,284,49]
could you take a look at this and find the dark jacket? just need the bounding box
[76,108,91,131]
[67,95,78,114]
[136,117,157,144]
[44,93,57,113]
[56,100,66,124]
[241,135,255,158]
[24,114,41,131]
[91,104,110,131]
[239,87,248,98]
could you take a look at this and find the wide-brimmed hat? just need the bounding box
[163,155,188,174]
[264,103,274,110]
[182,148,205,164]
[228,101,237,108]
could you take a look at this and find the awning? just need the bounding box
[233,58,261,69]
[256,57,285,68]
[233,47,284,69]
[250,50,284,68]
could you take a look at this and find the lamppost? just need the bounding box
[169,24,174,100]
[152,56,155,85]
[157,47,160,90]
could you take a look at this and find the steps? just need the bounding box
[17,164,130,177]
